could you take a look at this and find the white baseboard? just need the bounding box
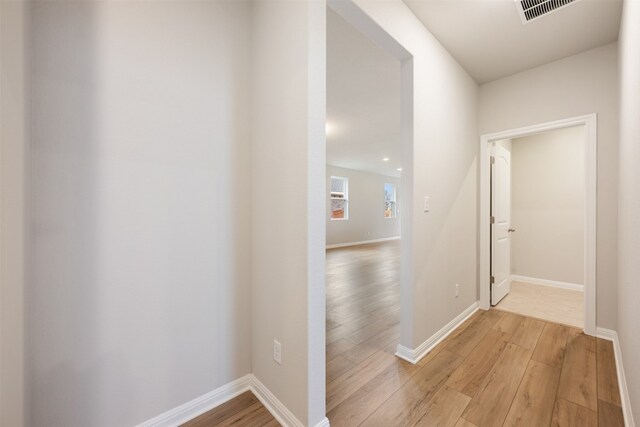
[511,275,584,292]
[314,417,331,427]
[596,327,618,341]
[136,374,252,427]
[250,375,305,427]
[396,302,479,364]
[326,236,400,249]
[596,327,635,427]
[137,374,316,427]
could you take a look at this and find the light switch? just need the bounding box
[424,196,430,212]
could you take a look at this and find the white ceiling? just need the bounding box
[326,0,621,176]
[403,0,623,84]
[327,8,402,178]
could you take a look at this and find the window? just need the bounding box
[384,183,396,218]
[330,176,348,220]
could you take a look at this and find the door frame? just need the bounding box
[479,114,597,335]
[327,0,415,357]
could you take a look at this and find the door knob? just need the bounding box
[508,228,516,233]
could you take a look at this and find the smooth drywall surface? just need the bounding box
[326,165,401,246]
[251,2,326,425]
[618,0,640,421]
[30,2,252,425]
[0,1,28,425]
[510,126,585,285]
[345,0,479,350]
[479,43,619,329]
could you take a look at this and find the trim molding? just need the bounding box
[250,375,304,427]
[396,302,479,364]
[479,114,598,336]
[136,374,313,427]
[314,417,331,427]
[136,375,252,427]
[511,275,584,292]
[596,328,635,427]
[326,236,400,249]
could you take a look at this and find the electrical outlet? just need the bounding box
[273,339,282,365]
[424,196,430,212]
[455,283,460,298]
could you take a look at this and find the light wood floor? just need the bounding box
[325,241,623,427]
[494,281,584,329]
[326,241,401,383]
[184,241,624,426]
[182,391,278,426]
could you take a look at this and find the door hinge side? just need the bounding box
[491,216,495,224]
[490,156,495,165]
[490,276,495,284]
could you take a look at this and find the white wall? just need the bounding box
[340,0,479,350]
[510,126,585,285]
[617,0,640,422]
[251,1,326,425]
[0,1,29,425]
[30,2,252,425]
[479,43,619,329]
[326,165,400,246]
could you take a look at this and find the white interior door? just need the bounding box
[491,145,511,305]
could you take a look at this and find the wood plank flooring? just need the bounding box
[328,313,624,427]
[181,391,278,427]
[183,241,624,426]
[324,242,623,427]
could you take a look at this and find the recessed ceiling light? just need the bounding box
[382,157,389,162]
[397,168,402,172]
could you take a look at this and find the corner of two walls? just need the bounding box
[19,0,326,425]
[0,1,29,425]
[28,1,253,425]
[250,1,326,425]
[617,0,640,422]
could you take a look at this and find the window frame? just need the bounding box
[384,182,397,219]
[330,176,349,221]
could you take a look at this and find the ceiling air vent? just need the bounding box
[515,0,578,23]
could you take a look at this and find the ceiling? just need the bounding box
[403,0,623,84]
[326,0,622,176]
[327,8,402,178]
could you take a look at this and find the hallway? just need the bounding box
[182,242,624,426]
[325,243,623,427]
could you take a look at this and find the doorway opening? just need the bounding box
[480,115,597,334]
[324,0,413,421]
[325,2,402,379]
[490,126,586,329]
